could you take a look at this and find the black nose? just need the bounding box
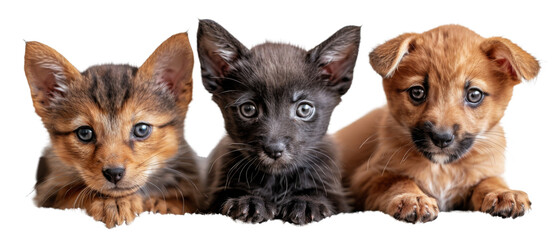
[263,142,286,160]
[102,168,125,184]
[430,131,454,149]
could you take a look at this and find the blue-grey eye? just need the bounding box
[296,102,315,120]
[466,88,484,104]
[133,123,152,140]
[408,86,426,102]
[239,102,258,118]
[76,126,94,143]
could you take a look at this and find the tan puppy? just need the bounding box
[335,25,539,223]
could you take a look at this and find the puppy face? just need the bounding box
[197,20,360,174]
[370,25,539,164]
[24,34,194,197]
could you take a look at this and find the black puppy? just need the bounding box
[198,19,360,224]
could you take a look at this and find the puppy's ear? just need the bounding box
[369,33,418,78]
[308,26,361,96]
[197,19,249,93]
[138,32,194,111]
[480,37,540,81]
[24,41,82,118]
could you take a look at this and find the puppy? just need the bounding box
[198,19,359,224]
[25,33,203,227]
[335,25,539,223]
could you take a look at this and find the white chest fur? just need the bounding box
[417,164,468,211]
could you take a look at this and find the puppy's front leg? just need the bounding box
[469,176,531,218]
[144,194,196,215]
[221,195,277,223]
[143,182,200,215]
[352,171,439,223]
[211,188,277,223]
[279,193,335,225]
[37,183,142,227]
[85,194,144,228]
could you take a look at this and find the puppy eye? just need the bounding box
[75,126,94,143]
[408,86,426,103]
[296,102,315,120]
[133,123,152,140]
[239,102,258,118]
[466,88,484,105]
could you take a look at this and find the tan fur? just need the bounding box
[25,33,201,228]
[336,25,538,222]
[137,33,194,113]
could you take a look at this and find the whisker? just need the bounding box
[160,167,203,196]
[38,178,82,207]
[27,172,78,197]
[224,154,252,189]
[208,148,248,174]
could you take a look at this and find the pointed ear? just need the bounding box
[369,33,418,78]
[197,19,249,93]
[138,32,194,110]
[308,26,361,95]
[480,37,540,81]
[24,41,81,118]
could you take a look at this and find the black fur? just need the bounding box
[198,19,360,224]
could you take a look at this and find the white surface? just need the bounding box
[1,0,557,239]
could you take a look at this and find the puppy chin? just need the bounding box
[421,149,464,165]
[429,153,450,164]
[102,187,139,197]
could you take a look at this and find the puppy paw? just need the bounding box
[387,193,439,223]
[222,196,276,223]
[481,190,531,218]
[144,197,186,215]
[279,197,334,225]
[86,194,144,228]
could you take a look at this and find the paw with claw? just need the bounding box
[386,193,439,223]
[222,195,276,223]
[144,197,188,215]
[480,190,531,218]
[279,197,334,225]
[85,194,144,228]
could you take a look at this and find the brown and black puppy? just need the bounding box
[25,33,203,227]
[335,25,539,223]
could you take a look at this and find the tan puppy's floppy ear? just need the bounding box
[480,37,540,81]
[138,32,194,109]
[369,33,417,78]
[24,41,82,118]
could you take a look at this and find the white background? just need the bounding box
[1,0,557,239]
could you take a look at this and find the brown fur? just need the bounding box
[335,25,538,222]
[25,33,202,227]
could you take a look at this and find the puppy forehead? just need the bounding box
[406,26,492,86]
[419,25,483,50]
[50,65,176,130]
[84,65,175,109]
[247,43,310,85]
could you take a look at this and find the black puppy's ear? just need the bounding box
[197,19,249,93]
[308,26,361,95]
